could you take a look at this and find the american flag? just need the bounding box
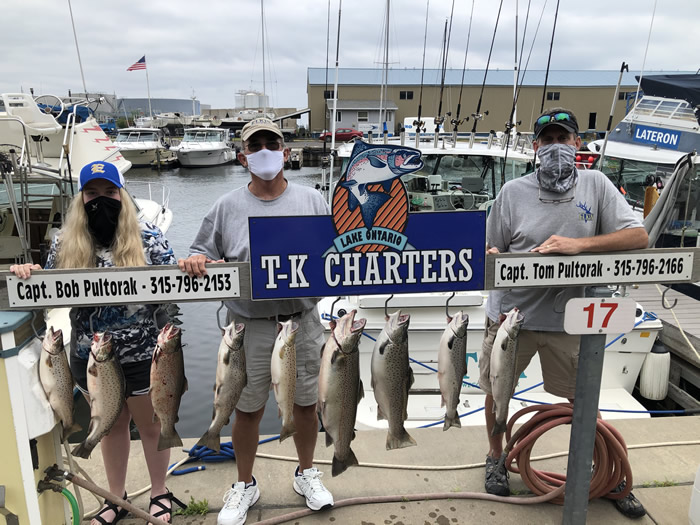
[127,56,146,71]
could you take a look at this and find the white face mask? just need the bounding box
[245,149,284,180]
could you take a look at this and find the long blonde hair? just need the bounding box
[56,188,146,269]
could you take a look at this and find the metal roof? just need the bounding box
[326,100,398,110]
[308,68,694,88]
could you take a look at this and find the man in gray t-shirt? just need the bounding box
[479,108,648,519]
[179,118,334,525]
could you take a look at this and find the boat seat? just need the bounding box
[478,199,494,217]
[2,93,62,135]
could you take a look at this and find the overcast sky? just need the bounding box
[3,0,698,111]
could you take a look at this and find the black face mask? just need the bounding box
[83,196,122,247]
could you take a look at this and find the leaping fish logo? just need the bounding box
[340,141,423,230]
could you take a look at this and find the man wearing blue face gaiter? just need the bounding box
[478,108,649,519]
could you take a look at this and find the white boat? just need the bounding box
[319,291,663,431]
[114,127,176,168]
[588,75,700,237]
[325,133,661,432]
[169,127,234,167]
[0,92,173,266]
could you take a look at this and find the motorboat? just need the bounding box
[318,291,663,430]
[588,74,700,236]
[170,127,234,167]
[191,115,222,128]
[114,127,176,168]
[0,92,173,266]
[324,133,662,431]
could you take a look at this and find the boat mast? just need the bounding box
[67,0,88,96]
[261,0,267,116]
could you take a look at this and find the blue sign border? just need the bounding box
[248,211,486,299]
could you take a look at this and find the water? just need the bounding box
[127,163,328,438]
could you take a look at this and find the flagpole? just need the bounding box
[144,55,153,121]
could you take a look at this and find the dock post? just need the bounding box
[562,331,606,525]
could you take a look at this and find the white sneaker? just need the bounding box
[293,467,334,511]
[217,478,260,525]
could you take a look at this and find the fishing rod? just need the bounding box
[450,0,474,147]
[321,0,331,194]
[540,0,560,113]
[414,0,430,148]
[502,0,550,187]
[598,61,630,194]
[433,19,449,148]
[433,0,456,148]
[469,0,503,147]
[327,0,343,207]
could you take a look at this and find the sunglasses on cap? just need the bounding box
[536,112,574,127]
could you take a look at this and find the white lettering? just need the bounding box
[260,256,281,289]
[344,253,363,285]
[401,251,421,283]
[363,253,382,285]
[384,252,401,284]
[324,253,340,287]
[438,250,457,282]
[421,250,438,283]
[457,249,473,281]
[288,254,310,288]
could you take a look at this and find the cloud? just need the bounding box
[2,0,698,110]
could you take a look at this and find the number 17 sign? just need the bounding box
[563,298,636,335]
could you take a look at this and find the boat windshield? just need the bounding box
[597,156,677,208]
[183,130,223,142]
[412,154,533,198]
[116,132,158,142]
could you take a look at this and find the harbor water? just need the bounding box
[127,163,327,438]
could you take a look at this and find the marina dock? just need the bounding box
[78,416,700,524]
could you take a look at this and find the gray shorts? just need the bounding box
[478,317,580,399]
[231,306,324,413]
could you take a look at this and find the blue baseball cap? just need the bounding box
[79,161,124,191]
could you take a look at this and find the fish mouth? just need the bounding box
[235,323,245,334]
[43,327,64,354]
[398,313,410,326]
[160,323,181,343]
[400,152,422,168]
[91,332,113,362]
[351,318,367,333]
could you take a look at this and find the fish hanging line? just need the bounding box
[451,0,475,138]
[414,0,430,138]
[540,0,560,113]
[502,0,549,186]
[470,0,504,136]
[434,0,456,139]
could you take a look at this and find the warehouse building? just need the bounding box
[307,68,690,137]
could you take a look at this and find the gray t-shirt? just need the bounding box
[189,180,330,318]
[485,169,643,331]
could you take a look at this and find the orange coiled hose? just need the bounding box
[503,403,632,505]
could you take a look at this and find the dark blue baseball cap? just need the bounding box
[79,161,124,191]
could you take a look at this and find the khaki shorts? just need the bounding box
[478,317,580,399]
[231,306,323,413]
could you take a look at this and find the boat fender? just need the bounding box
[639,341,670,401]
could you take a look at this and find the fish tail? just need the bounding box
[332,448,359,477]
[279,421,297,443]
[195,429,221,453]
[386,429,417,450]
[157,428,183,451]
[491,420,507,437]
[62,422,82,442]
[443,412,462,431]
[71,441,94,459]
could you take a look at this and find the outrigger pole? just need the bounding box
[327,0,342,206]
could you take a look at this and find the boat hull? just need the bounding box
[176,148,234,167]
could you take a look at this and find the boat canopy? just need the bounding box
[639,74,700,113]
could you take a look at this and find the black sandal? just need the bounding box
[93,492,129,524]
[149,490,187,524]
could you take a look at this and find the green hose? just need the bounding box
[61,488,80,525]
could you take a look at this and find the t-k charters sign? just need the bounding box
[249,141,486,299]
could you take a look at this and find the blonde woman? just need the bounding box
[11,161,185,524]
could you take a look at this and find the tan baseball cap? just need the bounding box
[241,117,284,141]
